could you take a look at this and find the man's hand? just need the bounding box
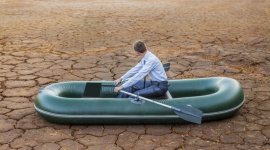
[114,78,122,86]
[114,86,124,93]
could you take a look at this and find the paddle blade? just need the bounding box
[172,105,203,124]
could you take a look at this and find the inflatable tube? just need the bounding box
[34,77,244,124]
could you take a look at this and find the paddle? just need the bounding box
[119,90,203,124]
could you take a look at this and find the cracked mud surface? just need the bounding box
[0,0,270,149]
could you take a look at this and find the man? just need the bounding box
[114,40,168,98]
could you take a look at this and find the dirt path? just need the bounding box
[0,0,269,149]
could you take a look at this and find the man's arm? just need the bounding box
[122,58,156,88]
[114,85,124,93]
[121,62,143,80]
[114,61,142,86]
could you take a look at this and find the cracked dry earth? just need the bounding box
[0,0,270,149]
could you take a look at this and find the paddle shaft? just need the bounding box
[119,90,202,119]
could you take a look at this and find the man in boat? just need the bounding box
[114,40,168,98]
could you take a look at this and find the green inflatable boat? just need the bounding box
[34,77,244,124]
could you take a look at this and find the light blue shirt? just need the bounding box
[121,51,167,88]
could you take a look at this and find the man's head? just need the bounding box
[133,40,147,53]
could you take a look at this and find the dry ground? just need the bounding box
[0,0,270,149]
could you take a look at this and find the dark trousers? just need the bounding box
[117,80,168,98]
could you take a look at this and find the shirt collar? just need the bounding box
[142,51,151,62]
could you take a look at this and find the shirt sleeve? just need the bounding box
[122,58,157,88]
[121,62,143,81]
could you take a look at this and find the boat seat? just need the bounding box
[163,63,170,72]
[83,83,102,98]
[155,91,173,100]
